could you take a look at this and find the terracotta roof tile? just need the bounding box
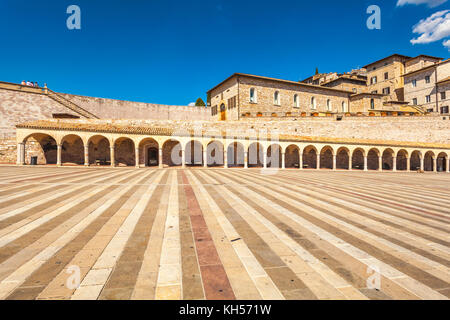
[16,119,450,149]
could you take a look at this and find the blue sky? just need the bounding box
[0,0,448,105]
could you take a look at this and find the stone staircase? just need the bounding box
[47,89,99,119]
[410,105,426,115]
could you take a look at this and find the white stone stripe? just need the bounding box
[0,171,152,284]
[223,170,448,300]
[0,169,84,184]
[346,183,450,207]
[131,173,172,300]
[0,170,133,247]
[241,172,450,273]
[0,169,115,203]
[204,170,363,299]
[186,170,284,300]
[289,173,450,217]
[155,171,182,300]
[248,171,450,243]
[0,169,128,219]
[71,170,166,300]
[39,173,158,300]
[0,169,157,299]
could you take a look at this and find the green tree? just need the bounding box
[195,98,206,107]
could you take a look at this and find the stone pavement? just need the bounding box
[0,166,448,300]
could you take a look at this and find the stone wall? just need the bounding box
[438,82,450,114]
[404,68,436,111]
[0,88,82,140]
[366,57,406,102]
[237,76,350,116]
[0,84,210,163]
[0,87,84,164]
[209,77,239,121]
[59,93,211,121]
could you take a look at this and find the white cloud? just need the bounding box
[410,10,450,49]
[397,0,448,7]
[444,39,450,50]
[188,102,195,106]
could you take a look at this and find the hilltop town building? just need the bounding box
[403,58,450,114]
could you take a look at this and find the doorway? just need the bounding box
[220,103,226,121]
[147,147,159,166]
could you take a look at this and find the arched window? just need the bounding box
[370,98,375,110]
[327,99,331,111]
[294,94,299,108]
[250,88,257,103]
[311,97,316,109]
[274,91,280,105]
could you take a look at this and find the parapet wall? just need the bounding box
[59,93,211,121]
[0,88,82,140]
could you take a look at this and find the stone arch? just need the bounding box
[424,151,435,172]
[88,135,111,165]
[207,141,224,167]
[437,152,448,172]
[351,148,365,170]
[267,144,282,168]
[410,151,421,171]
[23,133,57,165]
[367,148,380,171]
[320,146,334,169]
[162,139,182,167]
[285,145,300,168]
[302,145,317,169]
[396,149,408,171]
[227,142,245,167]
[114,137,135,167]
[336,147,350,170]
[61,134,84,165]
[248,142,264,168]
[139,138,159,167]
[382,148,395,170]
[185,140,203,166]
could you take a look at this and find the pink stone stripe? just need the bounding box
[181,171,235,300]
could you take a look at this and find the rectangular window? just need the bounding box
[371,90,378,94]
[371,76,377,85]
[384,72,388,80]
[425,76,430,84]
[441,106,449,114]
[412,98,417,105]
[249,89,256,103]
[441,92,446,100]
[227,96,237,110]
[426,95,431,103]
[412,79,417,87]
[383,87,390,95]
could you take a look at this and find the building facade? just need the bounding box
[403,59,450,114]
[208,73,386,121]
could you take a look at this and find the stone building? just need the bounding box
[321,74,368,94]
[403,58,450,114]
[301,72,339,86]
[364,54,411,103]
[437,77,450,115]
[208,73,384,121]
